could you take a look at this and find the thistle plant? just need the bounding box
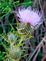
[0,0,45,61]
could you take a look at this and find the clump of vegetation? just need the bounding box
[0,0,33,61]
[0,0,44,61]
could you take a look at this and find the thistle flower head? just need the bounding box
[16,7,43,28]
[9,45,21,59]
[8,33,15,41]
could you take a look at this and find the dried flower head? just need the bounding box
[9,45,21,59]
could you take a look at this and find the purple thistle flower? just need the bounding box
[16,7,43,28]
